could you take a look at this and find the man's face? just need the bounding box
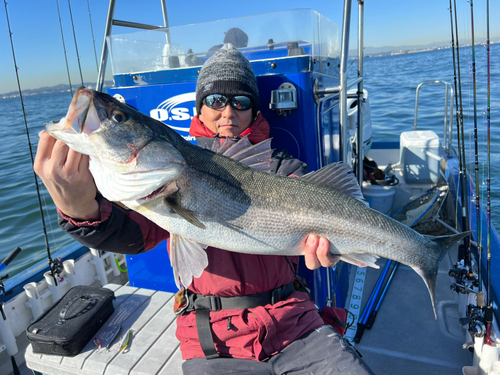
[199,104,253,138]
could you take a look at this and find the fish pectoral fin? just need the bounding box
[165,197,206,229]
[170,234,209,288]
[338,254,380,268]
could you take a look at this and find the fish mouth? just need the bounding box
[46,87,109,136]
[63,87,93,134]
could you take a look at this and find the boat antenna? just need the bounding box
[67,0,85,86]
[484,0,494,346]
[469,0,482,293]
[86,0,99,72]
[3,0,60,286]
[55,0,74,96]
[454,0,471,268]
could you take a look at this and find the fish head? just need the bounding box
[47,87,154,171]
[46,87,186,202]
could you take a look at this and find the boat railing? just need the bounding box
[414,80,454,151]
[312,0,365,186]
[97,0,169,91]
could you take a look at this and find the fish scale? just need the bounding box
[46,87,471,318]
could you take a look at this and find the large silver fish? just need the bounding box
[46,87,469,317]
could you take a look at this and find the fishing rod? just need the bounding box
[484,0,494,346]
[353,259,392,343]
[454,0,471,270]
[365,262,398,329]
[67,0,85,86]
[4,0,60,286]
[447,0,478,305]
[469,0,482,295]
[55,0,74,97]
[86,0,99,72]
[448,0,469,272]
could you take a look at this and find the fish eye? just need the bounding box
[112,110,127,123]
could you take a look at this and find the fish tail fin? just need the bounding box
[427,230,473,262]
[170,234,208,288]
[413,267,439,320]
[416,230,473,319]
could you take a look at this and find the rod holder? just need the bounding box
[43,271,65,303]
[479,342,500,375]
[23,282,44,320]
[63,259,82,287]
[90,249,109,286]
[110,255,121,277]
[0,303,18,356]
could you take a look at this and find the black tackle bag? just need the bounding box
[26,285,115,356]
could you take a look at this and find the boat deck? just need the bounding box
[24,283,183,375]
[1,260,473,375]
[355,244,473,374]
[16,247,472,375]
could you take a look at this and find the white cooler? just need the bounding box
[400,130,441,184]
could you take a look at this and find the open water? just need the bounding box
[0,44,498,278]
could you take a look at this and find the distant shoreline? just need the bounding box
[2,40,498,98]
[0,82,114,99]
[363,40,499,58]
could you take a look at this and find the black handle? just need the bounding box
[59,295,90,322]
[2,247,21,267]
[353,323,366,343]
[365,310,378,329]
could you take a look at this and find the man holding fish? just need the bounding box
[35,44,375,373]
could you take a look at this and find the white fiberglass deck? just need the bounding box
[352,243,473,374]
[25,284,183,375]
[21,250,472,375]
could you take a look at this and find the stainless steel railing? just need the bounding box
[414,81,454,151]
[96,0,170,92]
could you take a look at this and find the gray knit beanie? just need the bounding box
[196,43,260,117]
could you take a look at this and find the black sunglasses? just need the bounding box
[203,94,253,111]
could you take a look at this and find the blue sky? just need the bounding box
[1,0,498,95]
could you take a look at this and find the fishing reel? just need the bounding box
[0,274,12,298]
[49,257,65,282]
[0,247,22,320]
[449,258,479,295]
[460,304,486,344]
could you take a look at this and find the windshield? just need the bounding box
[107,9,339,77]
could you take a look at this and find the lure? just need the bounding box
[93,338,102,349]
[120,329,132,352]
[107,325,122,350]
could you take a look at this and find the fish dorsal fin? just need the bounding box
[212,136,273,172]
[302,162,368,206]
[211,137,237,154]
[170,234,208,288]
